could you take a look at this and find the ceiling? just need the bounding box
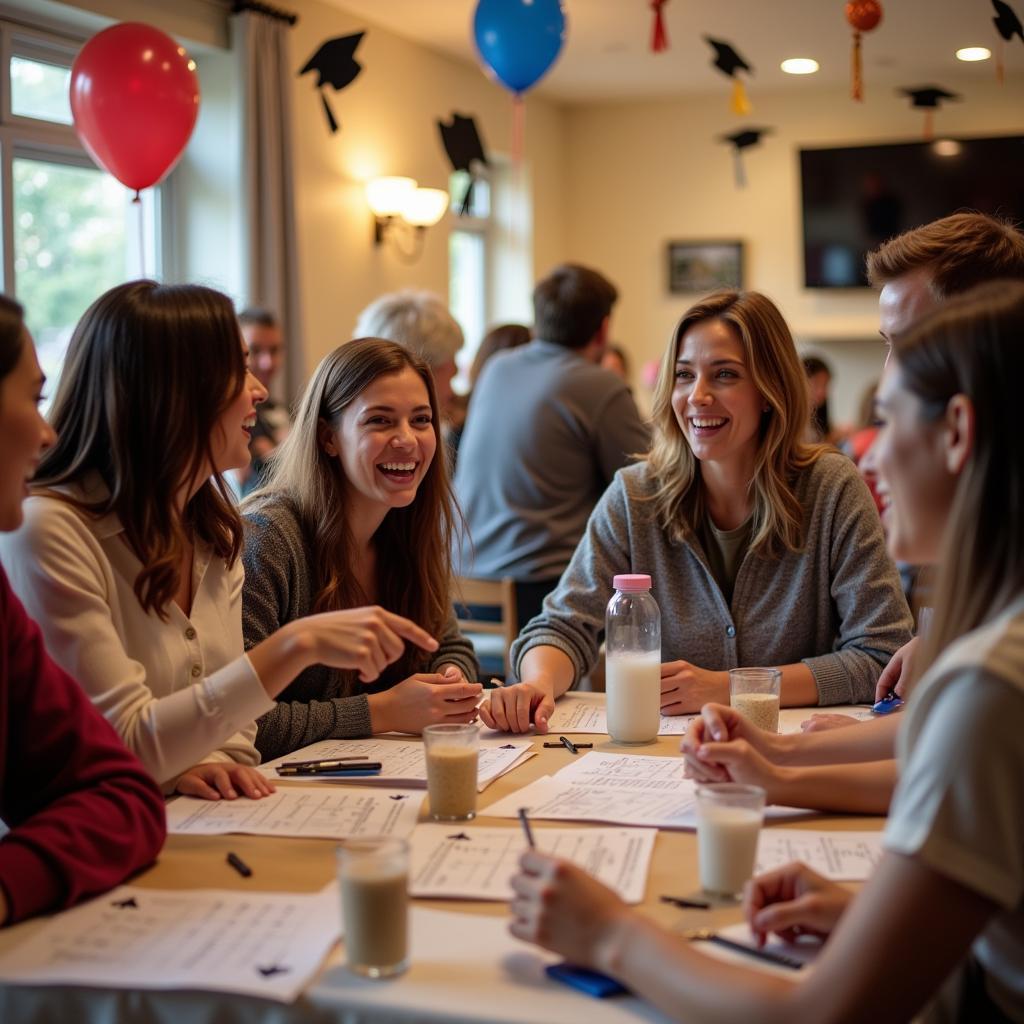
[327,0,1016,102]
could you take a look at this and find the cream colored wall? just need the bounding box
[562,77,1024,423]
[285,0,567,369]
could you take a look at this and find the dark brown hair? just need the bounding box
[469,322,531,387]
[892,280,1024,683]
[34,280,247,617]
[246,338,457,683]
[532,264,617,350]
[866,213,1024,297]
[0,295,25,382]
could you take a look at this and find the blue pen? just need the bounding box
[871,692,904,715]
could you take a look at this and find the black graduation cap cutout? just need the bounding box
[704,36,753,114]
[111,897,138,909]
[299,32,365,134]
[447,832,472,841]
[438,113,489,216]
[719,127,771,188]
[992,0,1024,84]
[901,86,959,141]
[257,964,291,978]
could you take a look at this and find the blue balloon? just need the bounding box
[473,0,566,96]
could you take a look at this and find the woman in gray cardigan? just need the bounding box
[242,339,480,761]
[480,290,912,734]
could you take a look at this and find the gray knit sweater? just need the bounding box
[242,495,479,760]
[511,453,913,705]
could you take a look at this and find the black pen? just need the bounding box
[279,757,370,769]
[227,851,252,878]
[660,895,711,910]
[543,741,593,749]
[687,929,804,970]
[559,735,579,755]
[518,807,536,848]
[276,761,383,776]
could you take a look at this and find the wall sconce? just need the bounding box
[366,176,449,259]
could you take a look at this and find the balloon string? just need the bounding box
[650,0,669,53]
[512,94,525,164]
[851,31,863,101]
[136,193,147,279]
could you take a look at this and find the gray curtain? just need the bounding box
[234,8,305,401]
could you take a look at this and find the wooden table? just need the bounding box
[0,699,881,1023]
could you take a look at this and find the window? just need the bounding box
[448,172,491,392]
[1,22,161,399]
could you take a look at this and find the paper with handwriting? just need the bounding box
[543,697,694,735]
[166,786,423,839]
[409,823,655,903]
[260,737,533,792]
[0,884,340,1002]
[755,829,884,880]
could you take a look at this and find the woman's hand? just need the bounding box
[509,850,631,968]
[369,673,482,734]
[800,713,859,733]
[743,862,852,947]
[176,762,276,800]
[875,635,918,702]
[660,662,728,715]
[302,606,439,683]
[478,681,556,734]
[680,703,783,778]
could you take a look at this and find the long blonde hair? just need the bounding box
[245,339,457,679]
[646,290,825,556]
[892,281,1024,682]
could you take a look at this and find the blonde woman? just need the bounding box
[242,339,480,760]
[481,290,912,733]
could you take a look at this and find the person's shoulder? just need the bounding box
[18,489,96,542]
[805,449,861,484]
[243,491,303,536]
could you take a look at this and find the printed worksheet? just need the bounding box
[408,823,656,903]
[543,697,695,735]
[554,750,694,791]
[259,737,533,791]
[166,786,423,839]
[755,829,885,880]
[0,884,341,1002]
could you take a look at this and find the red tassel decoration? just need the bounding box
[650,0,669,53]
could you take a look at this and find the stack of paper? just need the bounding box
[540,697,694,736]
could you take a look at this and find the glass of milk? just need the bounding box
[695,783,766,897]
[338,837,409,977]
[605,573,661,744]
[728,668,782,733]
[423,723,479,820]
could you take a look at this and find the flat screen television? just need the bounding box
[800,136,1024,288]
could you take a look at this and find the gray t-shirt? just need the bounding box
[454,339,650,582]
[885,593,1024,1021]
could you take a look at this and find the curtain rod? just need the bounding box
[231,1,298,26]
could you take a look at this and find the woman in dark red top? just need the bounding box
[0,294,165,924]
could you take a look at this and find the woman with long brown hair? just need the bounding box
[0,281,439,800]
[242,338,480,760]
[508,280,1024,1023]
[481,290,911,732]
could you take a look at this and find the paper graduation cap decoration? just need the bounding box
[992,0,1024,84]
[901,86,959,140]
[299,32,364,134]
[704,36,753,114]
[438,113,489,216]
[719,127,771,188]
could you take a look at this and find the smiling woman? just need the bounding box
[240,338,480,760]
[480,289,913,734]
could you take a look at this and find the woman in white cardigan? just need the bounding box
[0,281,438,799]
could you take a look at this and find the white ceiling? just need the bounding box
[327,0,1017,102]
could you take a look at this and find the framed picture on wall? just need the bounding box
[667,240,744,294]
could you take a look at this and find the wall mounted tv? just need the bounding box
[800,136,1024,288]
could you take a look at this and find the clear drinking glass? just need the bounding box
[695,783,766,897]
[423,723,479,821]
[337,837,409,978]
[728,667,782,733]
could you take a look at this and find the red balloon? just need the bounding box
[845,0,883,32]
[70,22,200,194]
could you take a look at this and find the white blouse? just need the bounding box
[0,479,274,790]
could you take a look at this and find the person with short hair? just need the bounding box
[241,339,480,760]
[0,281,440,800]
[480,289,911,733]
[354,291,463,418]
[0,294,165,925]
[454,264,649,628]
[510,281,1024,1024]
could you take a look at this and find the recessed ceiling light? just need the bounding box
[956,46,991,62]
[932,139,962,157]
[781,58,819,75]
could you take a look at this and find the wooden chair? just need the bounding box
[453,576,518,679]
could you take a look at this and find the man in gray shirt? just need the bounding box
[454,264,649,628]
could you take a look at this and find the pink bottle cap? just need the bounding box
[613,574,652,591]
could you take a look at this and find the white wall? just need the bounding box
[562,76,1024,423]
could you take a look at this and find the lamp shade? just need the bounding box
[366,176,416,217]
[403,187,449,227]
